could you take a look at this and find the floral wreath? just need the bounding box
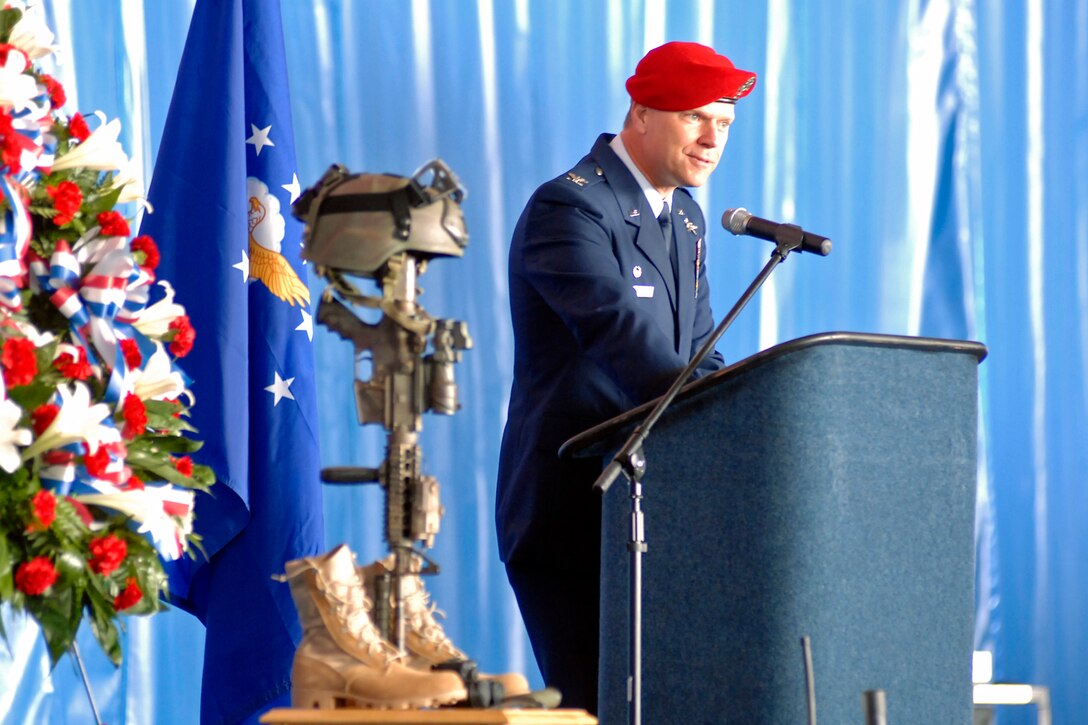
[0,3,212,665]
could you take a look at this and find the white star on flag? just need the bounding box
[246,123,275,156]
[296,309,313,341]
[282,173,301,203]
[265,371,296,406]
[233,249,250,282]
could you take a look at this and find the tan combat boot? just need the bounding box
[285,544,468,709]
[360,553,531,698]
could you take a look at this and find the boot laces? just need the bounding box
[323,573,404,665]
[403,583,464,656]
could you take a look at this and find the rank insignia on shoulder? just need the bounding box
[566,171,588,187]
[685,219,699,234]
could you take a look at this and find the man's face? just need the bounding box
[630,101,736,193]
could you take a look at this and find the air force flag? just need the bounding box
[140,0,324,722]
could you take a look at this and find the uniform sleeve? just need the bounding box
[517,182,691,405]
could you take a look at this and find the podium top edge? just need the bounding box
[754,331,988,363]
[560,331,987,458]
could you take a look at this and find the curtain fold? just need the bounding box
[0,1,1084,723]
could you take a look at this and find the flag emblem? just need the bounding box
[247,177,310,306]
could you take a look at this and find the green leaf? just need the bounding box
[190,463,216,487]
[145,413,197,436]
[127,433,201,455]
[0,535,11,600]
[85,582,122,665]
[33,581,82,666]
[124,447,209,489]
[81,184,124,217]
[0,8,23,40]
[52,500,91,544]
[5,375,61,411]
[29,205,59,218]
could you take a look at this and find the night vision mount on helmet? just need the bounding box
[293,159,468,280]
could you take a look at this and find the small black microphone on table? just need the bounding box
[722,207,832,256]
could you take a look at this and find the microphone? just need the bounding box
[722,207,832,256]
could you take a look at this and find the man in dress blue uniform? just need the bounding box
[496,42,757,714]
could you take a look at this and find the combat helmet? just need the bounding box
[293,159,468,278]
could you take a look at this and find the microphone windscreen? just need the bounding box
[722,207,750,235]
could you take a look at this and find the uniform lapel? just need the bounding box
[590,136,678,314]
[674,201,699,355]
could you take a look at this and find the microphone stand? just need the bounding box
[592,225,812,725]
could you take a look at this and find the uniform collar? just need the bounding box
[609,134,674,218]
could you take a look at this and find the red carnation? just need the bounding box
[54,346,93,380]
[113,577,143,611]
[31,402,60,435]
[68,112,90,142]
[122,393,148,439]
[130,235,160,271]
[39,73,66,108]
[124,473,145,491]
[15,557,58,596]
[0,109,34,175]
[89,534,128,575]
[168,316,195,358]
[82,443,112,479]
[120,338,142,369]
[2,337,39,387]
[27,489,57,531]
[0,111,20,174]
[46,180,83,226]
[174,455,193,477]
[97,211,130,238]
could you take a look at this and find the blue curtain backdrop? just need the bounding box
[0,1,1084,723]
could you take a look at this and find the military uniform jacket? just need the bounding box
[496,133,725,564]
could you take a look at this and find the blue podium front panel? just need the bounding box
[594,335,982,724]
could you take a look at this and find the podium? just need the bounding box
[562,332,987,725]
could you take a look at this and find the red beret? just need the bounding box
[626,41,756,111]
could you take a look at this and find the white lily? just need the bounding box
[50,114,131,173]
[132,281,187,338]
[110,160,153,211]
[75,484,195,560]
[128,341,187,401]
[0,48,39,112]
[0,398,32,473]
[21,382,112,461]
[7,3,58,60]
[12,318,55,348]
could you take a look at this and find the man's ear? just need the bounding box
[631,102,649,129]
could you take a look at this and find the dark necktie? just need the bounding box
[658,201,678,281]
[658,201,672,255]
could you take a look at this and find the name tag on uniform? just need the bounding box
[633,285,655,298]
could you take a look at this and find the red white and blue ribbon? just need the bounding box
[29,237,134,406]
[10,90,51,181]
[0,176,31,310]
